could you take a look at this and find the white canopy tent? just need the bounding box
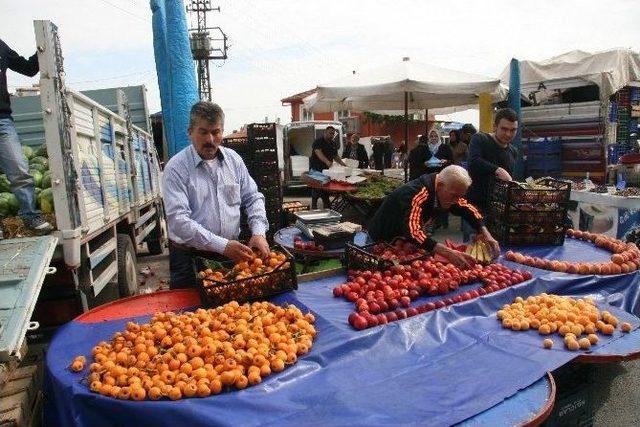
[499,49,640,100]
[304,58,507,180]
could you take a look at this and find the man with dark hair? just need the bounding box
[309,125,346,208]
[342,133,369,169]
[465,108,519,234]
[0,38,53,233]
[163,101,269,288]
[460,123,477,144]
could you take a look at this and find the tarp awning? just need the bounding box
[500,49,640,99]
[306,59,507,113]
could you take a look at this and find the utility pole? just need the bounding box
[186,0,228,101]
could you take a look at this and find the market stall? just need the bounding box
[44,235,640,427]
[500,49,640,184]
[568,187,640,244]
[305,58,507,181]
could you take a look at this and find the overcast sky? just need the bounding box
[3,0,639,132]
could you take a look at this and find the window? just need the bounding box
[300,105,313,121]
[336,110,350,119]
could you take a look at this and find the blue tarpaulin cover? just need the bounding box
[150,0,198,158]
[44,239,640,426]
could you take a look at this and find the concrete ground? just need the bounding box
[135,196,639,426]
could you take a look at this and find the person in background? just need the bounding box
[371,138,385,170]
[460,123,477,147]
[163,101,269,289]
[464,108,519,240]
[449,129,468,167]
[0,38,53,233]
[424,129,453,228]
[394,141,407,168]
[408,134,429,180]
[383,138,393,168]
[372,137,392,170]
[309,126,346,209]
[342,132,353,157]
[425,129,453,175]
[342,132,369,169]
[368,165,500,269]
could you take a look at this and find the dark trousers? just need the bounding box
[168,241,227,289]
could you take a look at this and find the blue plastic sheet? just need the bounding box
[44,239,640,427]
[150,0,198,158]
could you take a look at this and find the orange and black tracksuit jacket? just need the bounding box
[367,173,483,251]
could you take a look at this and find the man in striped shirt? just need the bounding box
[163,102,269,288]
[367,165,500,269]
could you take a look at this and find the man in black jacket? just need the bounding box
[342,133,369,169]
[466,108,519,214]
[309,126,346,209]
[1,38,52,232]
[368,165,500,269]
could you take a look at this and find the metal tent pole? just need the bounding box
[404,91,409,182]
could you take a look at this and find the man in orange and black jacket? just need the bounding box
[368,165,500,269]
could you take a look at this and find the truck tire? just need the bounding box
[117,234,138,297]
[146,226,164,255]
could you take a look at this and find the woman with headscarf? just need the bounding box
[424,129,453,175]
[423,129,453,229]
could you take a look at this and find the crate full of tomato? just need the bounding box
[346,238,428,272]
[194,245,297,307]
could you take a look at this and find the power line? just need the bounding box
[93,0,150,23]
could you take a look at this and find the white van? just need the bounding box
[283,121,344,187]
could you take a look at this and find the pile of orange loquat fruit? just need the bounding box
[497,294,632,351]
[69,301,316,400]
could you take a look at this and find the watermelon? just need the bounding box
[0,175,10,193]
[39,188,54,214]
[31,170,43,188]
[29,156,49,170]
[22,145,34,160]
[0,192,18,216]
[34,144,47,158]
[6,193,19,215]
[41,171,51,189]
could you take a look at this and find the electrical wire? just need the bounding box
[93,0,151,23]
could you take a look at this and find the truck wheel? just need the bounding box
[117,234,138,297]
[146,226,164,255]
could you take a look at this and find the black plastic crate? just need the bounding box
[543,363,595,427]
[253,148,278,163]
[253,159,279,173]
[492,178,571,205]
[253,171,281,187]
[247,123,277,140]
[194,244,297,307]
[345,238,428,271]
[488,178,570,246]
[223,137,250,153]
[495,207,566,225]
[488,221,567,246]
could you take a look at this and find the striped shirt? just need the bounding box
[163,145,268,255]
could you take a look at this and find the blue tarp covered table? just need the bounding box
[44,239,640,426]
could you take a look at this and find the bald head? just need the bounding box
[439,165,472,186]
[435,165,473,208]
